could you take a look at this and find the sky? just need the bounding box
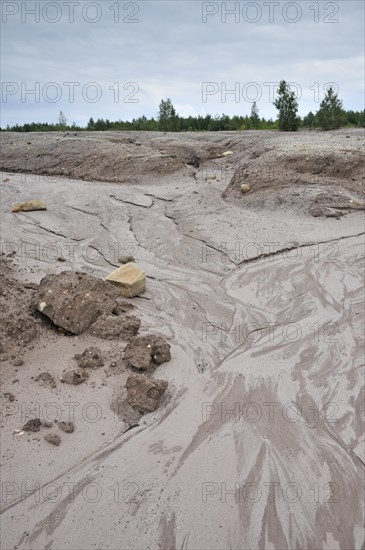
[1,0,364,126]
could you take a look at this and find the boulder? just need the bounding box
[34,271,121,334]
[12,199,47,213]
[60,368,89,385]
[87,314,140,340]
[125,335,171,371]
[75,347,104,368]
[125,374,168,413]
[222,151,233,157]
[240,184,251,194]
[106,263,146,298]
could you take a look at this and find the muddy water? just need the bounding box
[1,171,364,549]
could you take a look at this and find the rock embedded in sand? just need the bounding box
[310,205,344,218]
[44,433,61,446]
[125,335,171,371]
[222,151,234,157]
[118,255,135,264]
[75,347,104,368]
[23,418,42,432]
[34,271,121,334]
[58,421,74,433]
[240,184,251,194]
[60,368,89,385]
[106,263,146,298]
[35,371,56,388]
[11,199,47,213]
[125,374,168,413]
[87,314,140,340]
[112,299,135,316]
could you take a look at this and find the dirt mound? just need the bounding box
[283,151,364,181]
[0,132,219,183]
[0,254,40,358]
[223,147,365,216]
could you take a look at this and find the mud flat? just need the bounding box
[0,129,364,549]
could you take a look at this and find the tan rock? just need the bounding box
[240,184,251,194]
[222,151,234,157]
[12,199,47,213]
[106,263,146,298]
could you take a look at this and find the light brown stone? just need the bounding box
[106,263,146,298]
[240,184,251,194]
[12,199,47,213]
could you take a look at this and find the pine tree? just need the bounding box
[250,101,260,129]
[302,111,315,128]
[316,87,346,130]
[274,80,300,131]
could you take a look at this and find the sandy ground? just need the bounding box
[0,129,364,550]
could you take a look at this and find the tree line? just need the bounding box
[2,81,364,133]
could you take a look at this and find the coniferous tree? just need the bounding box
[250,101,260,129]
[274,80,300,131]
[316,87,346,130]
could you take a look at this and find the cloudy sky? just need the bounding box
[1,0,364,126]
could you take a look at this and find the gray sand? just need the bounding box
[0,129,364,549]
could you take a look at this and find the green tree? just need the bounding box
[58,110,67,129]
[316,87,346,130]
[302,111,316,128]
[87,117,95,130]
[274,80,300,131]
[250,101,260,129]
[158,98,179,131]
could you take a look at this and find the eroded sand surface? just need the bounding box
[0,130,364,549]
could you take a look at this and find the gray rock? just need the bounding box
[60,368,89,385]
[44,433,61,446]
[125,374,168,413]
[87,314,140,340]
[75,347,104,368]
[34,271,121,334]
[125,335,171,371]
